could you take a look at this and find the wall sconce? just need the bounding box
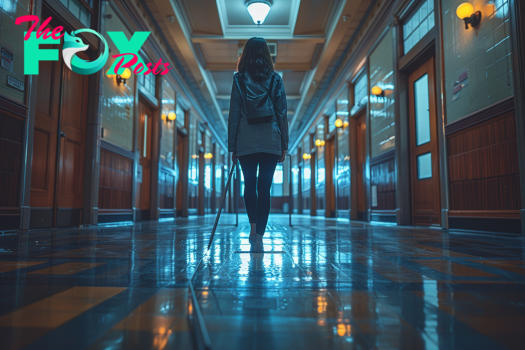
[204,153,213,159]
[343,120,349,128]
[335,118,343,128]
[456,3,482,29]
[168,112,176,121]
[106,69,116,79]
[303,153,312,160]
[116,68,132,85]
[191,154,199,159]
[371,86,384,97]
[315,139,325,147]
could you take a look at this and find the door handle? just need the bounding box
[60,132,66,138]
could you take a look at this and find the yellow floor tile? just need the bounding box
[27,262,105,275]
[0,261,47,273]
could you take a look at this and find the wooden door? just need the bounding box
[175,131,185,215]
[138,101,154,214]
[408,56,441,226]
[30,59,62,208]
[57,57,89,209]
[325,137,336,217]
[356,113,366,219]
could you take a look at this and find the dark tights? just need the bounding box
[239,153,279,236]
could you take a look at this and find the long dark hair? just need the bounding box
[237,37,274,82]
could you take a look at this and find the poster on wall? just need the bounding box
[1,47,14,73]
[7,76,24,92]
[452,68,469,102]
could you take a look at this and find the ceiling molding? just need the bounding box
[204,62,312,71]
[215,0,302,38]
[191,34,325,43]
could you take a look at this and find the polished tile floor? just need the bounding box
[1,214,524,349]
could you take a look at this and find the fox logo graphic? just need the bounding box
[15,15,171,77]
[61,29,109,75]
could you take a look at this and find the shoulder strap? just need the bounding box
[268,73,276,103]
[237,73,248,115]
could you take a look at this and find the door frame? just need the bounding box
[393,0,448,228]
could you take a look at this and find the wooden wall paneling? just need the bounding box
[447,112,521,216]
[98,149,133,209]
[370,157,396,211]
[159,170,175,209]
[0,112,25,211]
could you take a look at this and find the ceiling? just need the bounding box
[143,0,376,149]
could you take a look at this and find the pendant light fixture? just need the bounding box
[246,0,272,25]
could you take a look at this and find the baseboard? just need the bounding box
[449,217,521,234]
[98,214,133,224]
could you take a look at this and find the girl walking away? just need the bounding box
[228,37,289,253]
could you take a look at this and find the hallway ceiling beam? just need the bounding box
[149,0,228,133]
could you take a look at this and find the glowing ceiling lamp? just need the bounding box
[246,0,272,25]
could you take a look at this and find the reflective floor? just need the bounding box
[1,215,525,349]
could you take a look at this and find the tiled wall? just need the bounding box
[369,29,395,158]
[442,0,513,124]
[101,5,135,151]
[0,0,30,103]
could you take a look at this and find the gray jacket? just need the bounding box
[228,71,289,157]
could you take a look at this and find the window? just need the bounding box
[137,72,156,96]
[351,73,368,115]
[176,102,186,128]
[58,0,92,27]
[414,74,431,146]
[403,0,435,54]
[336,87,349,129]
[417,153,432,179]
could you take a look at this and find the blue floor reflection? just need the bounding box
[0,214,524,349]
